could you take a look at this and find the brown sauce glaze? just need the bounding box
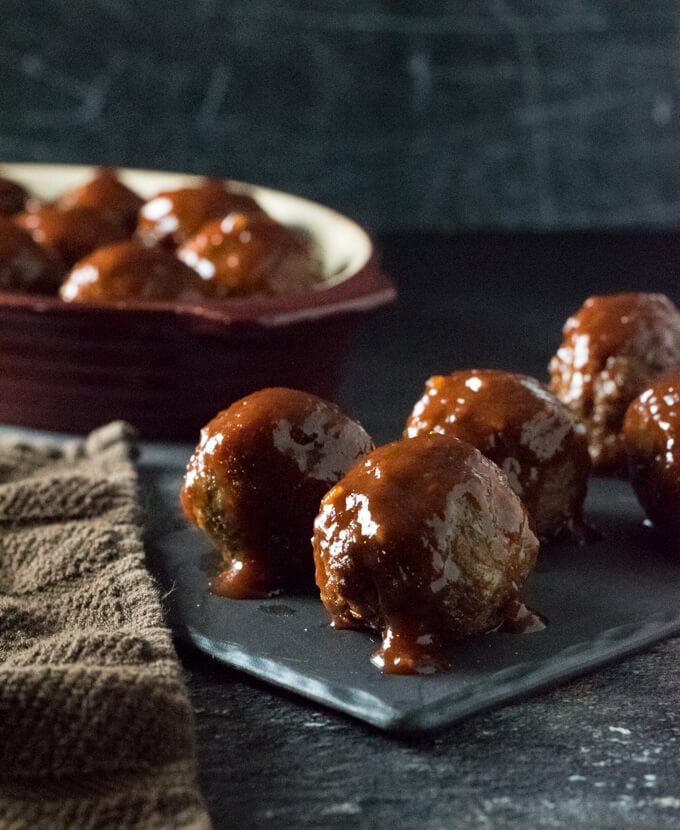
[0,177,28,215]
[549,293,680,474]
[0,215,62,293]
[57,168,143,234]
[177,212,323,298]
[136,179,262,249]
[404,369,591,542]
[180,387,374,599]
[15,203,128,269]
[623,371,680,543]
[60,240,208,303]
[312,435,539,675]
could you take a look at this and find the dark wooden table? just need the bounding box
[176,231,680,829]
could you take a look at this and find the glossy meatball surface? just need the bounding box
[404,370,591,540]
[181,387,374,599]
[177,212,323,298]
[136,180,262,249]
[623,371,680,542]
[60,240,207,303]
[313,435,539,674]
[57,168,143,234]
[16,203,128,268]
[0,216,62,292]
[549,293,680,474]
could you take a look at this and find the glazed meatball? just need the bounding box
[0,216,62,292]
[177,212,323,298]
[0,177,28,215]
[57,168,143,234]
[404,370,591,541]
[60,240,208,304]
[180,387,374,599]
[136,180,262,249]
[623,371,680,541]
[313,435,539,674]
[549,293,680,474]
[16,203,128,268]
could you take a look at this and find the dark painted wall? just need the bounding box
[2,2,679,231]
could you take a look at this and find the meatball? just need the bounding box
[177,212,323,298]
[0,176,28,215]
[136,180,262,249]
[16,203,128,269]
[623,371,680,541]
[180,387,374,599]
[57,168,143,234]
[313,435,539,675]
[59,240,208,304]
[0,215,62,292]
[549,292,680,474]
[404,370,591,541]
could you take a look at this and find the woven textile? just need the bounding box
[0,422,210,829]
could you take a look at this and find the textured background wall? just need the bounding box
[1,1,679,231]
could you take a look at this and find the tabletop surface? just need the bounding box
[148,231,680,828]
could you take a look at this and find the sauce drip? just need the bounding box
[313,435,539,675]
[181,387,374,599]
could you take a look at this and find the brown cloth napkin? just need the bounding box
[0,422,211,829]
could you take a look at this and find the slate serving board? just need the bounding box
[140,441,680,735]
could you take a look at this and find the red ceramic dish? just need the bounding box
[0,164,395,440]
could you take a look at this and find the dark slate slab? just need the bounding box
[140,440,680,734]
